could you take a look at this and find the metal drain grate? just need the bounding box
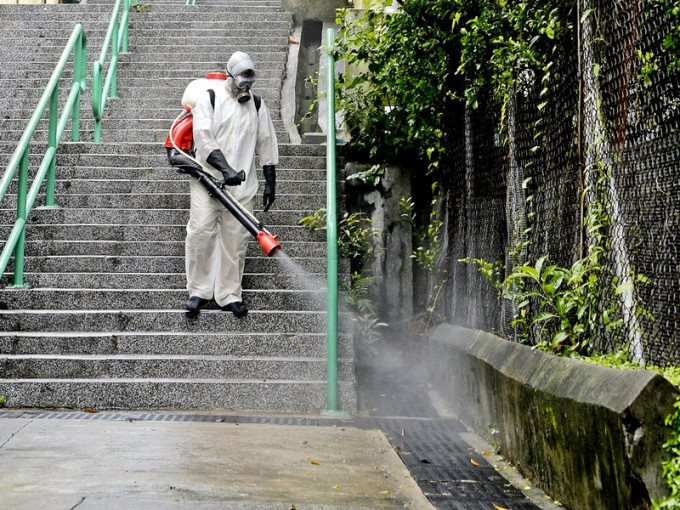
[0,410,354,427]
[358,416,541,510]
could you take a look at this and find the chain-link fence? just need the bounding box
[442,0,680,366]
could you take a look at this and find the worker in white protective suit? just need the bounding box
[185,51,278,317]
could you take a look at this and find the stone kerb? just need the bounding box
[428,324,679,510]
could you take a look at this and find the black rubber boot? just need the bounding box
[221,301,248,318]
[185,296,210,314]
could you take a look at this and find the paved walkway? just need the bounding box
[0,410,429,509]
[0,345,562,510]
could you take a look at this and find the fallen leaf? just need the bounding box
[481,451,492,455]
[492,505,510,510]
[470,458,481,467]
[311,460,321,466]
[394,446,401,452]
[84,408,99,413]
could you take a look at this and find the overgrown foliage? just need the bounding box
[334,0,575,171]
[463,160,651,356]
[298,210,384,340]
[298,209,377,270]
[657,399,680,508]
[400,191,443,274]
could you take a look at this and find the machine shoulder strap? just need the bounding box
[207,88,261,112]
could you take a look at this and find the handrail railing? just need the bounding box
[92,0,131,142]
[0,24,87,287]
[325,28,340,413]
[186,0,197,5]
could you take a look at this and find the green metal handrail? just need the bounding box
[186,0,197,5]
[325,28,340,413]
[0,24,87,287]
[92,0,131,142]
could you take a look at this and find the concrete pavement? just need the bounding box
[0,410,432,509]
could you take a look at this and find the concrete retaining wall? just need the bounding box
[282,0,350,25]
[429,324,679,509]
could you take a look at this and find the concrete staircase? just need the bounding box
[0,0,356,412]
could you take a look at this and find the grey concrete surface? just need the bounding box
[429,324,679,509]
[0,412,432,509]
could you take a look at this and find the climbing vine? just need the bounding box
[334,0,574,171]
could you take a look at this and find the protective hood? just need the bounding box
[227,51,256,81]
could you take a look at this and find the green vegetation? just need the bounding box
[334,1,680,500]
[299,209,384,340]
[334,0,575,172]
[298,209,377,269]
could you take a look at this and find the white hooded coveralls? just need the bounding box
[187,81,278,306]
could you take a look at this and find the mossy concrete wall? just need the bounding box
[281,0,350,25]
[429,324,679,509]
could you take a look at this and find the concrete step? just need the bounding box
[0,31,288,47]
[51,142,327,157]
[0,224,324,243]
[3,209,320,228]
[0,193,330,211]
[0,77,284,92]
[0,354,353,381]
[2,178,327,196]
[7,165,325,182]
[0,331,351,358]
[1,271,344,290]
[0,128,291,145]
[0,11,291,22]
[0,309,347,334]
[0,378,354,411]
[11,255,344,275]
[0,118,289,134]
[0,153,326,170]
[18,240,327,257]
[0,288,327,311]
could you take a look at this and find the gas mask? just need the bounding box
[232,72,256,103]
[226,51,257,104]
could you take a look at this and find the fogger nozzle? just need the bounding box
[256,231,281,257]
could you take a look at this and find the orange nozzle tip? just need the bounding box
[256,231,281,257]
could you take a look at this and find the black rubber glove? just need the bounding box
[262,165,276,212]
[206,149,245,186]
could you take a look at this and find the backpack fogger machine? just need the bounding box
[164,72,281,257]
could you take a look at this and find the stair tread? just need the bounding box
[0,0,356,412]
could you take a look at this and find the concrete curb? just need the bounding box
[428,324,679,509]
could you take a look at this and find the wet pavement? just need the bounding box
[0,354,560,510]
[355,358,558,510]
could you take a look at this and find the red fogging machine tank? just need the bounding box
[164,71,227,152]
[165,72,281,257]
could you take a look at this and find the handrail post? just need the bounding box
[71,28,86,142]
[45,87,58,207]
[93,62,103,143]
[324,28,340,414]
[111,20,119,98]
[121,0,130,53]
[12,152,29,287]
[92,0,131,142]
